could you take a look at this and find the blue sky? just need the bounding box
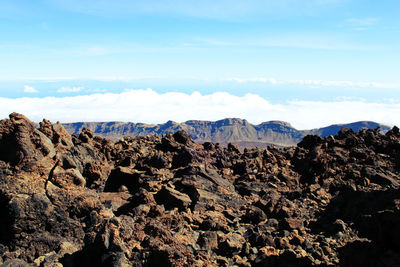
[0,0,400,128]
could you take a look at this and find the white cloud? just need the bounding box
[195,32,384,51]
[85,45,110,56]
[7,77,400,90]
[23,85,38,93]
[57,86,84,93]
[223,77,400,89]
[345,17,379,31]
[225,77,277,84]
[283,100,398,129]
[0,89,399,129]
[347,17,379,26]
[226,77,400,89]
[87,88,107,93]
[288,79,400,89]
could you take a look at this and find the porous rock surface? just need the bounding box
[0,112,400,266]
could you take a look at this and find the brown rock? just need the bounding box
[284,218,304,230]
[219,233,245,255]
[198,231,218,250]
[259,246,280,257]
[1,113,400,267]
[155,186,192,211]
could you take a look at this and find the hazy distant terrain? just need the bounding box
[63,118,390,147]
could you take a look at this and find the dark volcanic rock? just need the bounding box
[155,186,192,211]
[0,112,399,266]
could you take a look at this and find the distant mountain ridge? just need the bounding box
[62,118,391,148]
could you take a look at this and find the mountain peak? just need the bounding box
[258,120,294,128]
[164,120,179,126]
[215,118,248,126]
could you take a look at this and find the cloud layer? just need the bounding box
[23,85,38,93]
[57,86,84,93]
[0,89,399,129]
[226,77,400,89]
[16,77,399,90]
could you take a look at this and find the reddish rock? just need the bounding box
[0,113,400,266]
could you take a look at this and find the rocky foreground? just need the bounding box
[0,113,400,267]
